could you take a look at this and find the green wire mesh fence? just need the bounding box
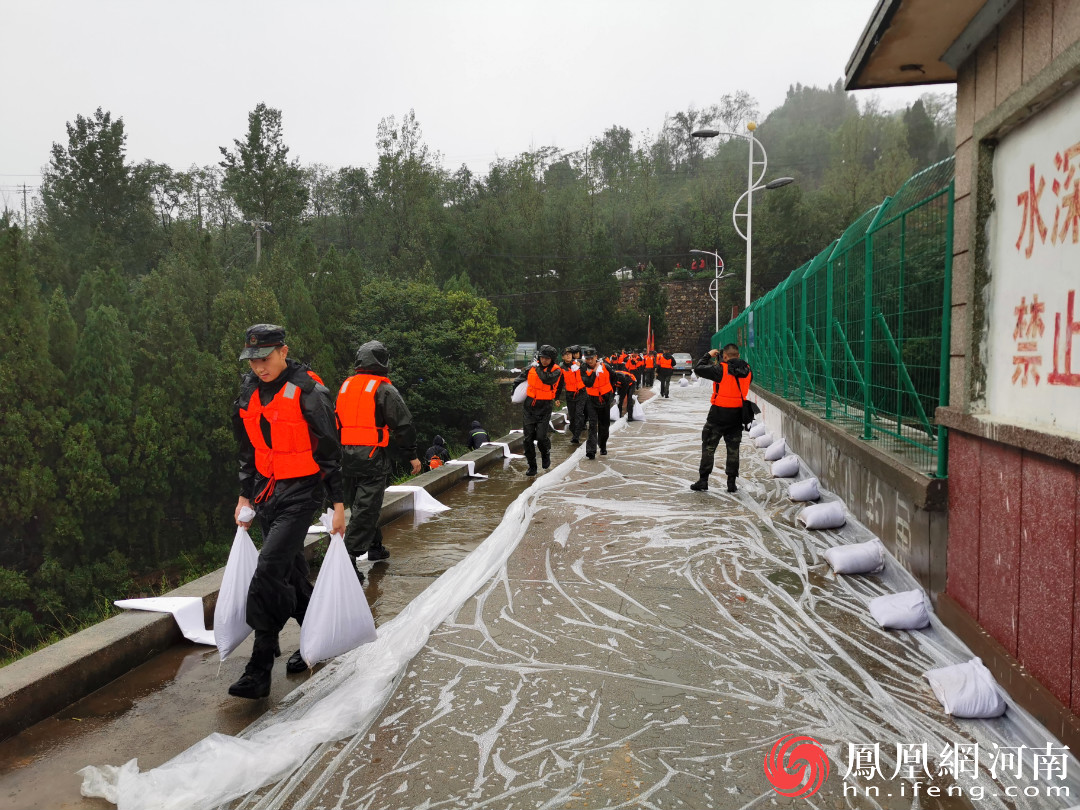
[718,157,954,478]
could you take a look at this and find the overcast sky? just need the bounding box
[1,0,942,203]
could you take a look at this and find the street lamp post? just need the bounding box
[689,248,728,333]
[691,124,794,311]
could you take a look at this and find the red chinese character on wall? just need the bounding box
[1053,143,1080,245]
[1011,295,1044,386]
[1049,290,1080,387]
[1016,165,1049,258]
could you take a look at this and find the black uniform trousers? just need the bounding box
[522,401,554,468]
[658,372,672,398]
[343,450,390,557]
[698,406,744,481]
[566,390,586,439]
[247,478,319,673]
[584,396,610,455]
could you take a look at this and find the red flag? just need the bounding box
[646,316,653,352]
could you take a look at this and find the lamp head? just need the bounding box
[691,129,720,139]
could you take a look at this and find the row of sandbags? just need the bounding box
[746,414,1006,719]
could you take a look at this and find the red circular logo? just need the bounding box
[764,735,830,798]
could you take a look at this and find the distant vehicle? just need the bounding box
[671,352,693,374]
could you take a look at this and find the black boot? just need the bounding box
[228,664,271,699]
[286,650,309,674]
[525,465,537,476]
[727,476,737,493]
[367,542,389,561]
[690,478,709,492]
[541,452,551,469]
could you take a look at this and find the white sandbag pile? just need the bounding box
[214,506,259,661]
[678,376,689,388]
[799,500,848,530]
[788,478,821,501]
[771,456,800,478]
[924,658,1006,718]
[823,538,884,574]
[631,396,645,421]
[609,403,620,421]
[754,433,774,448]
[748,423,768,439]
[763,438,786,461]
[869,589,932,630]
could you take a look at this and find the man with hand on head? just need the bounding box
[231,323,344,698]
[690,343,753,493]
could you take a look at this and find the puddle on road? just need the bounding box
[0,437,576,810]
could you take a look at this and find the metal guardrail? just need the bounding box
[717,157,954,478]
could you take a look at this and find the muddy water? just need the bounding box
[0,431,578,810]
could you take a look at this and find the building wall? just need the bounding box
[617,278,714,356]
[937,0,1080,728]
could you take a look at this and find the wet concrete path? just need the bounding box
[203,386,1075,810]
[0,426,578,810]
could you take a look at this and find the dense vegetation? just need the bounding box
[0,81,953,656]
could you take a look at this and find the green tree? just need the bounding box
[637,267,669,341]
[38,107,159,288]
[219,103,308,240]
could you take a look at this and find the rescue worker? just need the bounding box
[424,435,451,470]
[466,420,490,450]
[231,324,344,698]
[578,346,614,459]
[561,346,585,444]
[512,344,564,475]
[336,341,422,570]
[690,343,753,493]
[656,349,675,398]
[611,365,638,422]
[643,349,656,388]
[625,351,643,388]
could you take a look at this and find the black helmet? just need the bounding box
[539,344,558,360]
[582,346,597,358]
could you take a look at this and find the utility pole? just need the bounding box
[245,220,272,266]
[19,184,29,229]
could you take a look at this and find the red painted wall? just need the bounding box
[947,432,1080,710]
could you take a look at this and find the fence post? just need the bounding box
[937,182,954,478]
[863,230,874,441]
[825,256,834,419]
[800,276,808,407]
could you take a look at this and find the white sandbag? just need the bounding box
[788,477,821,501]
[678,376,689,387]
[510,381,528,404]
[609,403,620,421]
[869,589,932,630]
[631,396,645,421]
[214,508,258,661]
[771,456,800,478]
[690,371,698,383]
[763,438,786,461]
[299,533,378,667]
[753,433,774,448]
[748,423,768,439]
[385,486,450,513]
[924,658,1006,718]
[823,539,884,575]
[801,500,849,531]
[115,597,215,646]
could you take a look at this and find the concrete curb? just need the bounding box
[0,431,530,742]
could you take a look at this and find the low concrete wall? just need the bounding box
[752,389,949,600]
[0,433,528,742]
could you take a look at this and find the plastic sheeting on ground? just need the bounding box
[444,459,489,479]
[113,598,215,647]
[924,658,1007,718]
[384,486,450,513]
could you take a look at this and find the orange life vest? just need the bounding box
[336,373,392,447]
[526,365,560,401]
[584,364,614,397]
[644,353,655,369]
[657,354,674,370]
[240,371,323,481]
[561,364,584,393]
[429,457,444,469]
[710,363,752,407]
[625,355,642,371]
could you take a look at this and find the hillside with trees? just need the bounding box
[0,82,954,657]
